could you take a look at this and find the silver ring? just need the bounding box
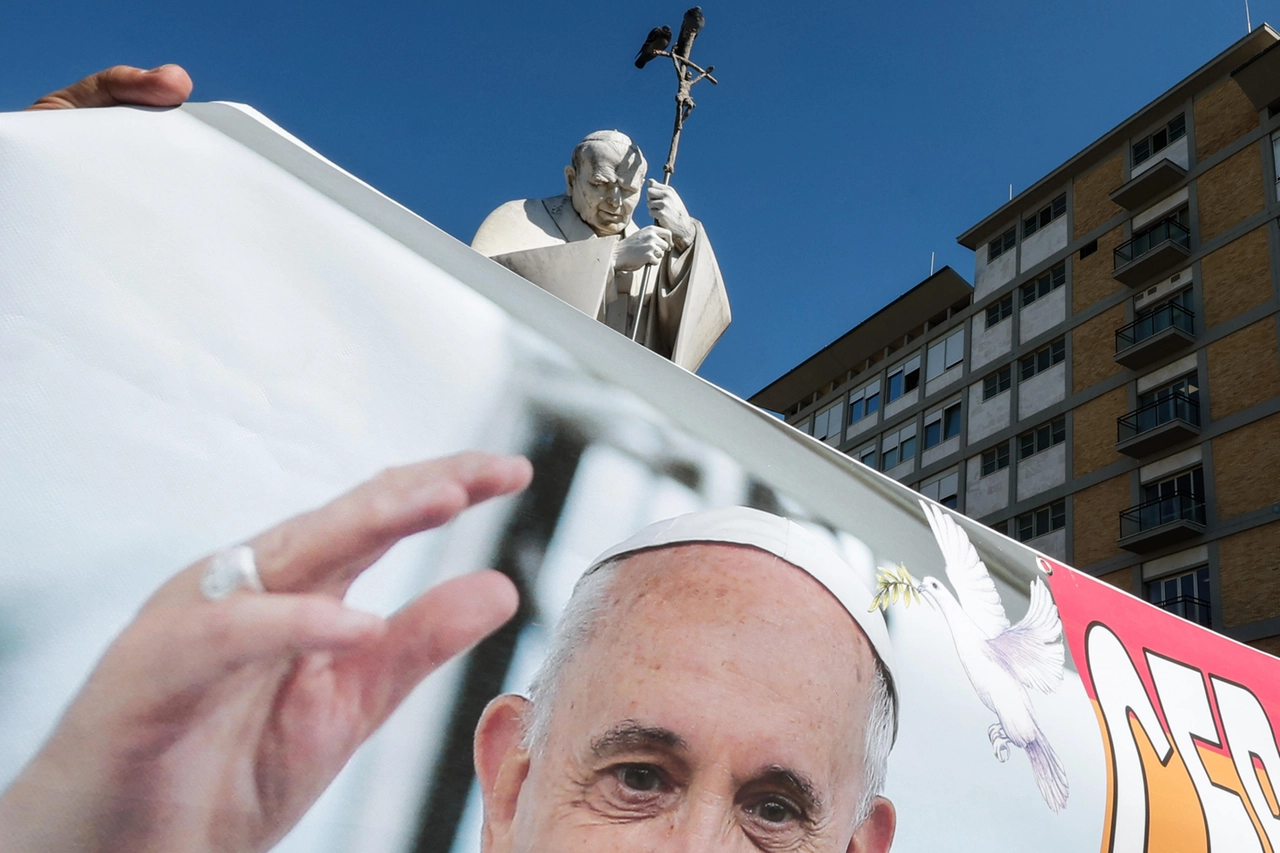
[200,545,266,601]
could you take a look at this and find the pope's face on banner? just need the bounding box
[475,543,896,853]
[564,140,646,237]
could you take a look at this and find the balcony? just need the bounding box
[1152,594,1212,628]
[1116,392,1200,457]
[1114,303,1196,369]
[1113,217,1191,286]
[1110,158,1188,211]
[1119,493,1206,552]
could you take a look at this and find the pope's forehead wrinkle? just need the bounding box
[590,720,687,756]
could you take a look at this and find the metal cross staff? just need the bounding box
[630,6,718,342]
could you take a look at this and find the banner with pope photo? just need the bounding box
[1,103,1278,853]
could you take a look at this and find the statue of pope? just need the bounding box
[471,130,729,372]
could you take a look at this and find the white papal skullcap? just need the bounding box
[585,506,896,685]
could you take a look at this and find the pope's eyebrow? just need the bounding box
[590,721,687,757]
[749,765,824,815]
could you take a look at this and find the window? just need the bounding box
[981,443,1010,476]
[1079,239,1098,259]
[1131,205,1190,250]
[1019,339,1065,381]
[1127,289,1195,348]
[1133,113,1186,166]
[1147,566,1211,627]
[988,228,1016,262]
[919,470,960,509]
[881,424,917,470]
[1018,416,1066,460]
[1134,372,1200,433]
[1019,262,1066,308]
[983,365,1012,400]
[1141,466,1204,506]
[811,401,843,446]
[926,329,965,380]
[858,445,876,468]
[985,294,1013,328]
[798,417,812,435]
[1127,466,1207,534]
[1022,194,1067,238]
[924,401,962,448]
[1015,499,1066,542]
[887,355,921,403]
[848,380,881,425]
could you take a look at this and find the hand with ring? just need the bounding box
[0,452,533,853]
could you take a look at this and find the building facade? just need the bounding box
[749,27,1280,655]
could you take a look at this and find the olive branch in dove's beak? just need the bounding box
[869,563,931,611]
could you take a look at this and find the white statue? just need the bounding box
[471,130,729,372]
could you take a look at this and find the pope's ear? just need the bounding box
[564,164,576,194]
[474,694,532,847]
[848,796,895,853]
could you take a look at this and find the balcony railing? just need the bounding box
[1116,392,1201,457]
[1116,302,1195,351]
[1113,216,1192,285]
[1119,492,1206,550]
[1152,594,1212,628]
[1114,302,1196,368]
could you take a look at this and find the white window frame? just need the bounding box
[848,380,882,425]
[881,423,917,470]
[926,329,965,381]
[811,400,844,446]
[923,399,962,449]
[919,468,960,508]
[887,355,921,403]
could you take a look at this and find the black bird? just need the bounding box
[674,7,705,58]
[634,25,672,68]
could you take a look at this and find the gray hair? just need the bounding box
[524,554,897,827]
[569,130,647,180]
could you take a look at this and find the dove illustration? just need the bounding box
[916,499,1069,812]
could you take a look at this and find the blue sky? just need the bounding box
[3,1,1274,399]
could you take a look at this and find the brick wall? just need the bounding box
[1073,474,1129,567]
[1201,225,1273,328]
[1073,226,1125,314]
[1073,303,1126,393]
[1213,413,1280,518]
[1218,520,1280,628]
[1197,144,1265,242]
[1074,154,1124,239]
[1247,636,1280,657]
[1193,78,1260,162]
[1073,386,1127,477]
[1097,567,1135,595]
[1206,317,1280,420]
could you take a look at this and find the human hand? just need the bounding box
[0,452,532,853]
[645,180,695,253]
[27,64,193,110]
[613,225,674,271]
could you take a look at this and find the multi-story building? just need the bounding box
[749,26,1280,655]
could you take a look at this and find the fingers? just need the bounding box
[99,593,387,700]
[28,64,193,111]
[341,570,520,734]
[249,453,532,596]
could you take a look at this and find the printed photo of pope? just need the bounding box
[0,453,898,853]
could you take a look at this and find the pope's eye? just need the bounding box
[616,764,663,793]
[749,797,798,825]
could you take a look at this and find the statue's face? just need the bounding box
[565,143,645,237]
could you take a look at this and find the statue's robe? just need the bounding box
[471,194,730,373]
